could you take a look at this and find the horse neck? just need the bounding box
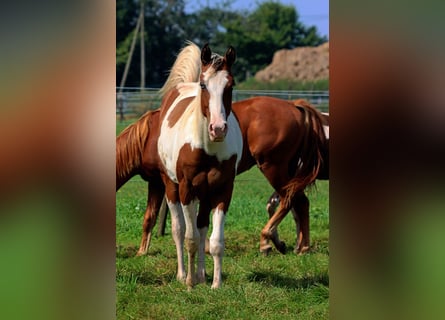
[116,131,138,190]
[159,84,209,147]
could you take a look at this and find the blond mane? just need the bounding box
[116,111,155,180]
[159,41,201,97]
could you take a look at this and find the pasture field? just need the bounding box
[116,119,329,319]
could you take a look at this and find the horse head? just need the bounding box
[199,44,236,142]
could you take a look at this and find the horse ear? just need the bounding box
[225,46,236,68]
[201,43,212,65]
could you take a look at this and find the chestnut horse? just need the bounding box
[117,97,326,266]
[116,109,165,255]
[233,98,326,254]
[265,110,329,253]
[155,42,239,289]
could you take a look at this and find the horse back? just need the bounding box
[233,96,304,164]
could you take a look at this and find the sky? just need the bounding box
[185,0,329,39]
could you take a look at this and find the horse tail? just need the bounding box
[282,99,327,206]
[116,110,156,190]
[159,41,201,97]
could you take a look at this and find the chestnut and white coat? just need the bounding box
[157,42,241,289]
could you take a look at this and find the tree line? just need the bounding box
[117,0,327,88]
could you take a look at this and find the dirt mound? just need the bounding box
[255,42,329,82]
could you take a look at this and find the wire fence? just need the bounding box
[116,87,329,120]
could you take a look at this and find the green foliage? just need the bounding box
[217,2,327,82]
[116,166,329,319]
[117,0,327,86]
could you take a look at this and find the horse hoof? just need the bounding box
[135,250,146,257]
[177,274,186,283]
[260,245,273,256]
[186,275,196,288]
[295,246,310,255]
[276,241,287,254]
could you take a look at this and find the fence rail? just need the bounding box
[116,87,329,119]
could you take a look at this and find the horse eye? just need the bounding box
[200,83,206,90]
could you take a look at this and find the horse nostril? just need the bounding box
[209,123,227,137]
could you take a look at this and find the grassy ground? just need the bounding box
[116,117,329,319]
[116,167,329,319]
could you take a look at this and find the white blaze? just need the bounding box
[203,69,229,132]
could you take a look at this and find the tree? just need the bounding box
[116,0,140,87]
[117,0,188,88]
[116,0,327,86]
[218,1,327,81]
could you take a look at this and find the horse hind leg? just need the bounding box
[266,191,280,217]
[292,193,310,254]
[265,191,286,254]
[136,182,164,256]
[196,200,211,284]
[260,195,291,255]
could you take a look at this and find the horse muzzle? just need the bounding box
[209,122,227,142]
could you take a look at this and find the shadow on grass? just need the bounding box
[116,245,138,258]
[135,271,177,286]
[246,271,328,289]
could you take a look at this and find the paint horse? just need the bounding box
[118,96,327,261]
[155,42,239,289]
[265,109,329,254]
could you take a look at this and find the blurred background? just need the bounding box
[1,0,445,319]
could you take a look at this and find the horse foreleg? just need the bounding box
[293,193,310,254]
[167,200,186,282]
[209,206,225,289]
[137,182,164,256]
[182,199,199,289]
[136,207,154,256]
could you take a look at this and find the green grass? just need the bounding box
[116,166,329,319]
[116,119,135,135]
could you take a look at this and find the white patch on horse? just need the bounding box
[204,69,229,132]
[323,124,329,139]
[158,82,200,182]
[321,112,329,139]
[167,200,186,282]
[209,207,225,289]
[158,82,243,183]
